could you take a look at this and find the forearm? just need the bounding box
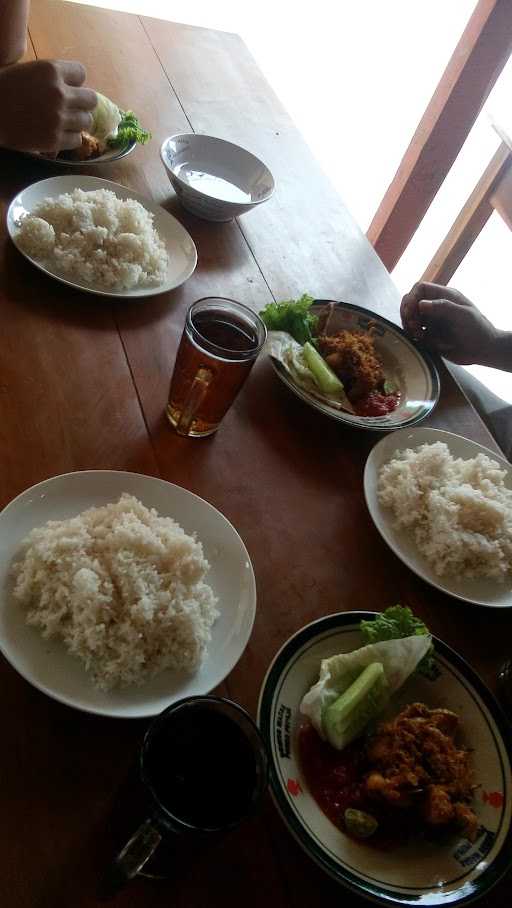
[0,0,30,64]
[479,329,512,372]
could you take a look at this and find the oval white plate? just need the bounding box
[258,611,512,906]
[269,301,440,432]
[7,175,197,298]
[0,471,256,718]
[364,427,512,608]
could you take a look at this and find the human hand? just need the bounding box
[400,282,499,366]
[0,59,97,152]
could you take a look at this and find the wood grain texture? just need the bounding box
[0,3,510,907]
[367,0,512,270]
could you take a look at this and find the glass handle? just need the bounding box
[176,366,214,436]
[100,817,162,898]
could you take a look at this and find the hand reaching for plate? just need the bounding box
[0,59,97,153]
[400,282,504,367]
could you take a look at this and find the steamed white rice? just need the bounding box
[378,441,512,580]
[16,188,168,290]
[12,494,218,689]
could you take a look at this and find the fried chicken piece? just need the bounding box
[423,784,455,826]
[61,132,102,161]
[317,328,384,400]
[364,702,477,839]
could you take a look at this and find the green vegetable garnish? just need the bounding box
[303,342,344,396]
[344,808,378,839]
[90,93,150,148]
[323,662,390,750]
[360,606,435,678]
[260,293,318,345]
[109,110,151,148]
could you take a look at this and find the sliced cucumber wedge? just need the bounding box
[303,342,344,396]
[323,661,390,750]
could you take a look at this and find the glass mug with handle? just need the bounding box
[102,696,269,895]
[166,297,267,437]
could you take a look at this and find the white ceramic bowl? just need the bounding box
[160,133,275,222]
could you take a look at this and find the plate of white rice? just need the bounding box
[0,471,256,717]
[364,427,512,607]
[7,175,197,298]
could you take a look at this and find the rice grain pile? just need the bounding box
[16,188,168,291]
[378,441,512,580]
[12,494,218,689]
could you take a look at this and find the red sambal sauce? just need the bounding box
[297,722,412,849]
[297,722,366,828]
[354,390,400,417]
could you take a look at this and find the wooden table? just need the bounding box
[1,2,510,906]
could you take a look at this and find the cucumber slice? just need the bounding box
[303,342,344,396]
[323,662,390,750]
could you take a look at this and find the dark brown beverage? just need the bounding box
[167,297,267,436]
[144,706,259,829]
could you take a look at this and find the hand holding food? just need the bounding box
[400,282,500,366]
[0,59,97,152]
[57,91,151,161]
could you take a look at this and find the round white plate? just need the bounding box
[364,427,512,608]
[28,139,136,167]
[7,175,197,298]
[0,471,256,718]
[258,611,512,906]
[269,301,439,432]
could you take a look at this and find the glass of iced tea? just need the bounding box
[166,297,267,437]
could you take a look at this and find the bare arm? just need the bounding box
[0,0,30,65]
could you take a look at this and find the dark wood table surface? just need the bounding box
[0,2,510,906]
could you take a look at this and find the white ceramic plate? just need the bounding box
[28,140,136,167]
[364,427,512,608]
[0,471,256,718]
[7,175,197,298]
[269,301,440,432]
[258,612,512,906]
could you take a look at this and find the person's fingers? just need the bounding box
[67,86,97,111]
[58,60,87,87]
[417,298,459,322]
[59,130,83,150]
[409,281,447,303]
[62,110,93,133]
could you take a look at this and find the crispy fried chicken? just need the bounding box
[317,327,384,401]
[59,132,103,161]
[364,703,477,841]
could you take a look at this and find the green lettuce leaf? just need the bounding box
[260,293,317,345]
[360,606,435,677]
[108,110,151,148]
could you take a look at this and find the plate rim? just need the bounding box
[257,610,512,906]
[364,426,512,608]
[0,469,256,718]
[28,138,137,167]
[269,299,440,432]
[6,173,198,298]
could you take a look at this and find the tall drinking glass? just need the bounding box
[166,297,267,437]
